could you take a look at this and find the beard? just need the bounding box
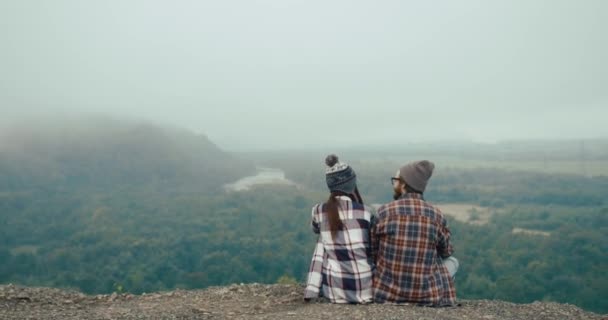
[393,185,404,200]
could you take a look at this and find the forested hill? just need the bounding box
[0,120,265,295]
[0,120,255,192]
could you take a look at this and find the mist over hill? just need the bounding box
[0,118,254,192]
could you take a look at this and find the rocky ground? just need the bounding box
[1,283,605,320]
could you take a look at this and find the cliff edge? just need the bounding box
[1,283,605,320]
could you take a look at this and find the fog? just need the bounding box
[1,0,607,150]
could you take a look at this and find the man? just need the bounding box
[372,160,458,306]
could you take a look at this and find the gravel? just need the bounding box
[1,283,605,320]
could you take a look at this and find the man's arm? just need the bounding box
[370,208,383,264]
[437,214,454,259]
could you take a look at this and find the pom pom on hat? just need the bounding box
[325,154,339,167]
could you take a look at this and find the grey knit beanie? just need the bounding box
[325,154,357,194]
[398,160,435,193]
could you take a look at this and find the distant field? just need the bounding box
[358,157,608,177]
[512,227,551,237]
[438,203,494,225]
[435,159,608,177]
[10,245,39,255]
[438,203,553,237]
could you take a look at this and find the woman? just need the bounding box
[304,154,375,304]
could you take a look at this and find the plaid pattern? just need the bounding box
[371,193,456,306]
[304,196,374,304]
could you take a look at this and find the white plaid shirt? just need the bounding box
[304,196,375,303]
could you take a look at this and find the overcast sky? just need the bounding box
[1,0,607,150]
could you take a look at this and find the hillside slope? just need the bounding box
[0,119,254,191]
[1,283,605,320]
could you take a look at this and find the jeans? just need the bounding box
[442,256,459,279]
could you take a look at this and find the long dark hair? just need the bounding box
[325,187,364,239]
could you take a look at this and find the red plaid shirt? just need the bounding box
[371,193,456,305]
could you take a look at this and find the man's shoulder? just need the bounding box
[377,198,446,218]
[421,201,450,225]
[376,200,402,217]
[423,200,444,215]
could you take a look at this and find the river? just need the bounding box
[224,167,296,192]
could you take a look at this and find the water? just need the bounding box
[224,167,296,192]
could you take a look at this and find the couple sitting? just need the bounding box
[304,155,458,306]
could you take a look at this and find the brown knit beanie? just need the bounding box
[398,160,435,193]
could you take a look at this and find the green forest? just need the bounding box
[0,124,606,313]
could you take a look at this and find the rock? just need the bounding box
[192,307,210,314]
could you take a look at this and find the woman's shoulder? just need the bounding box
[349,201,374,212]
[362,203,377,214]
[311,203,324,214]
[348,202,376,221]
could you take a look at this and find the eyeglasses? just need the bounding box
[390,177,402,185]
